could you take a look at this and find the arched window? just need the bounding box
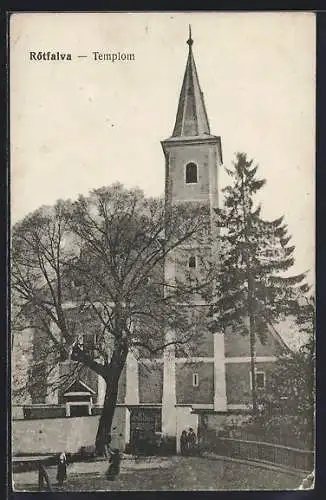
[188,255,197,269]
[185,162,198,184]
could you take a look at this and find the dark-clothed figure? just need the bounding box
[188,428,197,455]
[38,463,52,491]
[131,427,140,455]
[180,430,188,456]
[106,449,121,480]
[56,452,67,486]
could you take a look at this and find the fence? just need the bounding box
[227,428,313,451]
[201,436,314,473]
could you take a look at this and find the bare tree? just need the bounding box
[12,183,213,454]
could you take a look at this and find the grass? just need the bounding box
[13,455,305,491]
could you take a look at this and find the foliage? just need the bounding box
[244,296,315,450]
[210,152,309,412]
[11,183,212,452]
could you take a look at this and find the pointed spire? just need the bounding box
[172,27,210,137]
[187,25,193,48]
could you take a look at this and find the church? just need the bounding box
[13,29,289,454]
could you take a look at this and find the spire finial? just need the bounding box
[187,25,193,48]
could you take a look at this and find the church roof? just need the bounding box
[171,27,211,138]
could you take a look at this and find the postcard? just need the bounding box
[10,12,315,491]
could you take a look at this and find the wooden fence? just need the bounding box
[201,437,314,472]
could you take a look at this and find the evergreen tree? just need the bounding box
[211,152,309,414]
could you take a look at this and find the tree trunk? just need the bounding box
[247,273,257,416]
[249,313,257,416]
[95,375,120,456]
[95,346,128,456]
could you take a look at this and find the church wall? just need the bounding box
[225,361,276,405]
[175,324,214,358]
[173,245,213,289]
[175,361,214,404]
[225,363,251,405]
[224,327,281,358]
[138,362,163,403]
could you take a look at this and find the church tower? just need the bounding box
[161,28,227,441]
[162,27,222,212]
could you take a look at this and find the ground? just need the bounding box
[13,455,305,491]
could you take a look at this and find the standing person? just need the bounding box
[56,452,67,486]
[131,427,141,457]
[188,428,197,456]
[180,430,188,456]
[106,448,121,480]
[38,463,52,491]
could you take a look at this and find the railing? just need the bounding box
[229,428,313,451]
[201,437,314,473]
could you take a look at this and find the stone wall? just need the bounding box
[12,407,127,455]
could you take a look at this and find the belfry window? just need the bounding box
[185,162,198,184]
[188,255,197,269]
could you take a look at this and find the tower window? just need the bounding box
[185,162,198,184]
[188,255,197,269]
[256,372,266,389]
[192,373,199,387]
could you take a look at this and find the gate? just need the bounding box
[130,407,162,434]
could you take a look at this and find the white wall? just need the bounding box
[12,408,127,455]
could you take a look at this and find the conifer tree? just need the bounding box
[211,152,309,414]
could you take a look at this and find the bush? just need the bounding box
[241,414,313,450]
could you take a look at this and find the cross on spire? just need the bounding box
[171,25,210,137]
[187,25,193,48]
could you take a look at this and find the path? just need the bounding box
[13,455,305,491]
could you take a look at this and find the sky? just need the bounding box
[10,12,315,283]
